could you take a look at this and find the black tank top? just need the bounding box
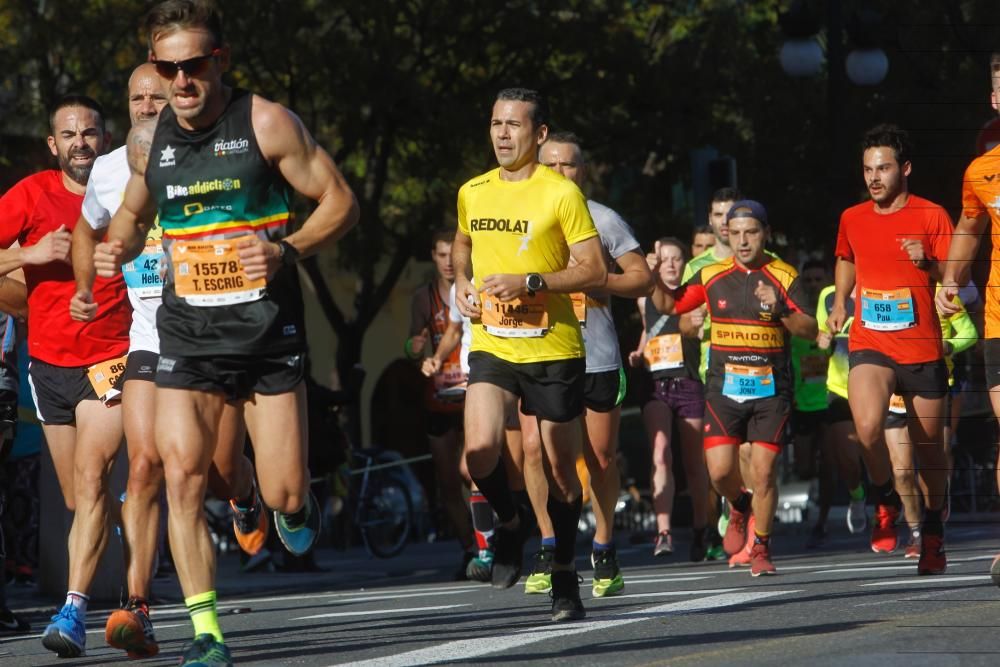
[146,89,305,357]
[644,297,700,380]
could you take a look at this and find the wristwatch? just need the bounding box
[277,240,301,268]
[525,273,545,297]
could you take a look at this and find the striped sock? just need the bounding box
[65,591,89,614]
[185,591,223,642]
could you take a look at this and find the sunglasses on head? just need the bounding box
[150,49,221,79]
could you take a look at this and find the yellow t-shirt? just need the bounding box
[457,165,598,363]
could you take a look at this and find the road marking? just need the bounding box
[861,575,990,587]
[338,590,799,666]
[815,564,962,574]
[617,587,742,599]
[292,604,470,620]
[610,576,713,585]
[0,623,188,644]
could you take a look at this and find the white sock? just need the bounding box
[65,591,89,615]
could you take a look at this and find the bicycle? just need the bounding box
[348,448,425,559]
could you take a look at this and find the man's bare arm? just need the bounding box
[938,213,987,315]
[826,257,856,333]
[605,250,653,299]
[256,97,359,257]
[452,230,480,318]
[100,124,159,275]
[542,236,607,293]
[783,312,819,340]
[0,276,27,319]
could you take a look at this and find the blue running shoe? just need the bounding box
[42,604,86,658]
[274,490,321,556]
[180,633,233,666]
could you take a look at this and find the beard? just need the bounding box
[58,148,96,186]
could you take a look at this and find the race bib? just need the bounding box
[87,355,127,404]
[433,360,466,392]
[888,393,907,415]
[644,334,684,371]
[723,363,775,402]
[799,353,828,384]
[480,293,549,338]
[861,288,915,331]
[122,240,164,299]
[570,292,587,327]
[171,237,266,307]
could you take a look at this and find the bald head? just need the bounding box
[127,63,168,127]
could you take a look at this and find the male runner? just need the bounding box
[407,229,476,574]
[652,200,817,576]
[938,52,1000,586]
[828,124,952,576]
[97,1,359,662]
[0,94,131,658]
[789,261,830,484]
[453,88,606,620]
[516,132,651,599]
[70,63,265,658]
[691,224,715,258]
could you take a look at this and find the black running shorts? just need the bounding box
[848,349,947,399]
[28,358,100,425]
[468,351,584,423]
[583,368,626,413]
[155,351,305,402]
[703,393,790,453]
[121,350,159,385]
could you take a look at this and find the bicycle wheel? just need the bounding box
[358,477,413,558]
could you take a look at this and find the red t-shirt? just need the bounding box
[834,194,952,364]
[0,170,130,367]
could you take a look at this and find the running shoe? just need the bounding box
[750,540,777,577]
[550,570,585,622]
[870,502,900,554]
[723,506,750,556]
[42,604,86,658]
[847,495,867,534]
[705,544,726,561]
[728,515,755,568]
[805,524,826,549]
[179,633,233,666]
[524,545,554,594]
[591,548,624,598]
[274,490,321,556]
[105,600,159,658]
[717,500,730,537]
[0,607,29,635]
[690,526,708,562]
[455,551,474,581]
[492,511,530,589]
[653,530,673,557]
[903,528,921,560]
[990,554,1000,587]
[917,532,946,575]
[466,548,494,583]
[231,486,269,557]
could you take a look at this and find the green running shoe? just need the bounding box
[717,500,730,538]
[179,634,232,667]
[591,548,624,597]
[524,545,554,594]
[705,544,726,561]
[466,548,494,582]
[275,490,321,556]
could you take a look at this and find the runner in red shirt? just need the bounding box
[0,94,131,658]
[828,124,952,576]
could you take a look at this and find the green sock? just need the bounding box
[185,591,223,642]
[848,484,866,501]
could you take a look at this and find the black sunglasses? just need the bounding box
[150,49,221,79]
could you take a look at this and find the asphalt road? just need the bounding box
[3,521,1000,666]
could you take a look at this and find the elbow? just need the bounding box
[589,265,608,291]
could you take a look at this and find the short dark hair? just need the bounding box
[692,224,713,238]
[145,0,224,50]
[545,131,582,150]
[862,123,913,166]
[656,236,689,262]
[430,228,453,249]
[495,88,549,129]
[711,187,742,204]
[801,258,828,274]
[49,95,105,134]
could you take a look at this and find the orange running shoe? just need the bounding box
[870,503,900,554]
[723,505,750,556]
[231,490,269,556]
[728,515,755,568]
[917,532,946,575]
[105,601,158,659]
[750,540,777,577]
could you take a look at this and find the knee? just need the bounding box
[73,464,108,504]
[127,454,164,493]
[751,460,778,489]
[262,487,304,515]
[894,466,916,488]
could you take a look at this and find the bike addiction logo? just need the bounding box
[165,178,242,200]
[213,137,250,157]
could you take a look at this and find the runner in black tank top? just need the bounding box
[95,4,358,663]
